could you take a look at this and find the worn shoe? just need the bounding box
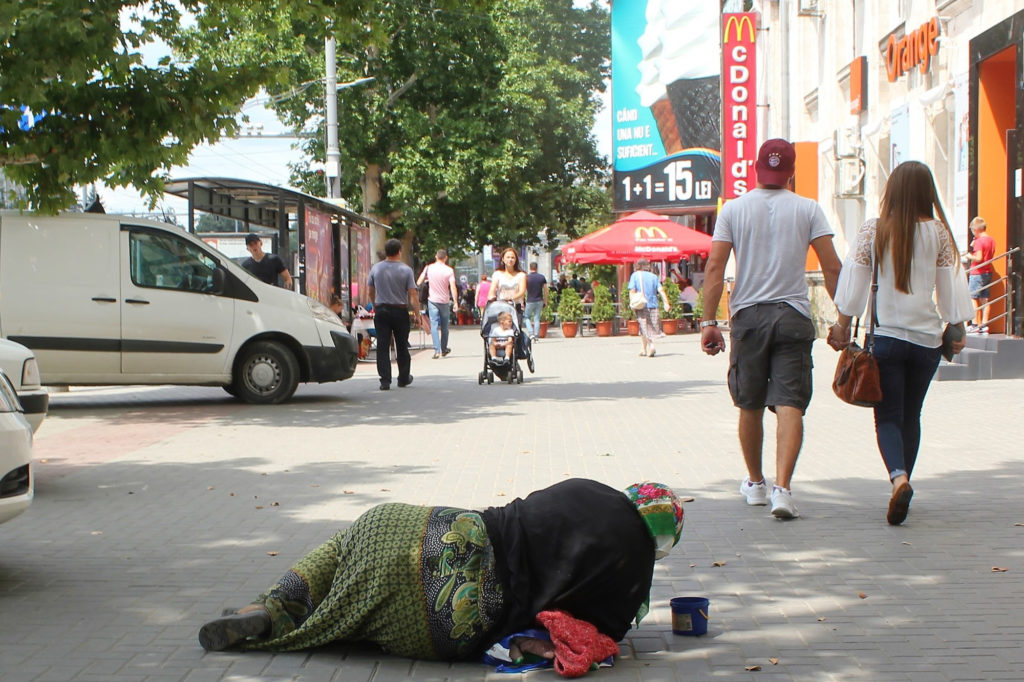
[979,325,989,335]
[198,609,271,651]
[739,477,769,506]
[432,352,440,359]
[379,382,390,391]
[397,375,414,388]
[770,486,799,519]
[887,482,914,525]
[442,348,452,357]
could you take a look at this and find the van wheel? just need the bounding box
[223,385,239,398]
[233,341,299,404]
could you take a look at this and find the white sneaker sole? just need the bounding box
[740,481,769,506]
[771,504,798,519]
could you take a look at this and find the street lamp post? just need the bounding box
[323,37,374,200]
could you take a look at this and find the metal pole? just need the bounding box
[324,36,341,199]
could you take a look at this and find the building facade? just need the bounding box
[755,0,1023,334]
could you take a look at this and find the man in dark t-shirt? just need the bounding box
[242,233,293,288]
[524,263,548,341]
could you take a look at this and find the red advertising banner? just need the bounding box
[721,12,758,199]
[304,207,333,304]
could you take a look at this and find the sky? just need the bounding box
[102,0,615,217]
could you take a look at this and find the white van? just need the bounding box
[0,212,358,403]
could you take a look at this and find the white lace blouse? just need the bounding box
[834,219,974,348]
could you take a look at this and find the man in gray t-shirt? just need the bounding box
[367,239,418,390]
[700,139,842,520]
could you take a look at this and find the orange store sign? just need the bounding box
[886,17,940,82]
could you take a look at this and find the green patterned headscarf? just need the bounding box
[624,481,685,625]
[624,481,684,560]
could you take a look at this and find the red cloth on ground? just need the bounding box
[536,609,619,678]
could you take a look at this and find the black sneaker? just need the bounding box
[398,375,414,388]
[380,382,390,391]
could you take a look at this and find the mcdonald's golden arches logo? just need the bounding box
[635,226,668,240]
[723,14,756,42]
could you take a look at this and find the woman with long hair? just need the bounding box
[488,247,527,305]
[827,161,973,525]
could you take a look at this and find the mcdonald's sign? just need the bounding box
[635,225,669,241]
[722,13,758,200]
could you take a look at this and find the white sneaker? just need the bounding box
[739,477,769,506]
[770,486,799,519]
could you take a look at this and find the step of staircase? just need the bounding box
[936,333,1024,381]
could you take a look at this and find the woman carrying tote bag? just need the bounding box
[826,161,973,526]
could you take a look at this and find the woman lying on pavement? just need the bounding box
[198,478,684,663]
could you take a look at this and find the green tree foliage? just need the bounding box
[204,0,611,255]
[0,0,474,212]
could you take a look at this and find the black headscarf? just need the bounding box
[480,478,656,642]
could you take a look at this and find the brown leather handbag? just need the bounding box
[833,258,882,407]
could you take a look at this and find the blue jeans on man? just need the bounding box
[428,300,451,354]
[524,301,543,338]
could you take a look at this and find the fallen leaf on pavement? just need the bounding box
[901,541,912,545]
[680,496,695,503]
[992,567,1009,572]
[1014,523,1024,527]
[690,563,696,568]
[380,488,390,492]
[270,502,280,507]
[207,486,215,491]
[91,531,103,535]
[745,665,761,671]
[712,561,727,567]
[230,492,235,496]
[311,484,320,488]
[769,658,779,665]
[497,492,506,496]
[858,592,868,599]
[255,505,264,510]
[343,490,354,494]
[266,551,278,556]
[817,617,827,622]
[40,459,48,463]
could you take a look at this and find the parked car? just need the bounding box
[0,337,47,432]
[0,369,34,526]
[0,211,358,404]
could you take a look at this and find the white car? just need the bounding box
[0,338,48,432]
[0,369,33,525]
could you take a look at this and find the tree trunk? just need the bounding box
[361,163,389,262]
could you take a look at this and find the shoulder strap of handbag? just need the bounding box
[866,248,879,353]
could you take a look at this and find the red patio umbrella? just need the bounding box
[561,210,713,264]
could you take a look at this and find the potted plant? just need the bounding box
[557,287,583,338]
[660,279,681,335]
[590,285,615,336]
[539,298,554,338]
[621,289,640,336]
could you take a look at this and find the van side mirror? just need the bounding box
[210,267,226,295]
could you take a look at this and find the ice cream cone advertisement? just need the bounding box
[611,0,721,212]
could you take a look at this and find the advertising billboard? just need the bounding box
[304,207,333,305]
[611,0,721,212]
[721,12,757,199]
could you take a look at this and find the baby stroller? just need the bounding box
[478,300,534,385]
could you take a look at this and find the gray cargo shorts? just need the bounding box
[727,302,816,413]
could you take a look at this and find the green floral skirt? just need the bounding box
[244,503,506,660]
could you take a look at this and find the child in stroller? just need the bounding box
[478,300,534,384]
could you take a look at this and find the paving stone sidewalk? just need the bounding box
[1,327,1022,681]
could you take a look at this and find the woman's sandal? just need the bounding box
[886,482,914,526]
[198,609,272,651]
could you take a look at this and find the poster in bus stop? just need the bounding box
[304,207,333,305]
[611,1,722,212]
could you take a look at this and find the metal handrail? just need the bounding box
[969,247,1020,336]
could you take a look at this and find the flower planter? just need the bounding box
[539,321,549,338]
[627,319,640,336]
[595,320,613,337]
[661,319,679,335]
[561,321,579,338]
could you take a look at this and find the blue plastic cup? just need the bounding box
[670,596,710,636]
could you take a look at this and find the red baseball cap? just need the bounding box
[755,138,796,187]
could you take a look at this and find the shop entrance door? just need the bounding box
[1007,128,1023,336]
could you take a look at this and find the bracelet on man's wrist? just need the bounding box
[700,320,718,328]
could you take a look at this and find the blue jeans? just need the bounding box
[524,301,543,337]
[871,336,941,481]
[428,301,451,353]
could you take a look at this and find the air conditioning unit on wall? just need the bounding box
[837,158,865,197]
[798,0,823,17]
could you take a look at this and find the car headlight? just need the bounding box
[21,358,41,387]
[307,297,344,326]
